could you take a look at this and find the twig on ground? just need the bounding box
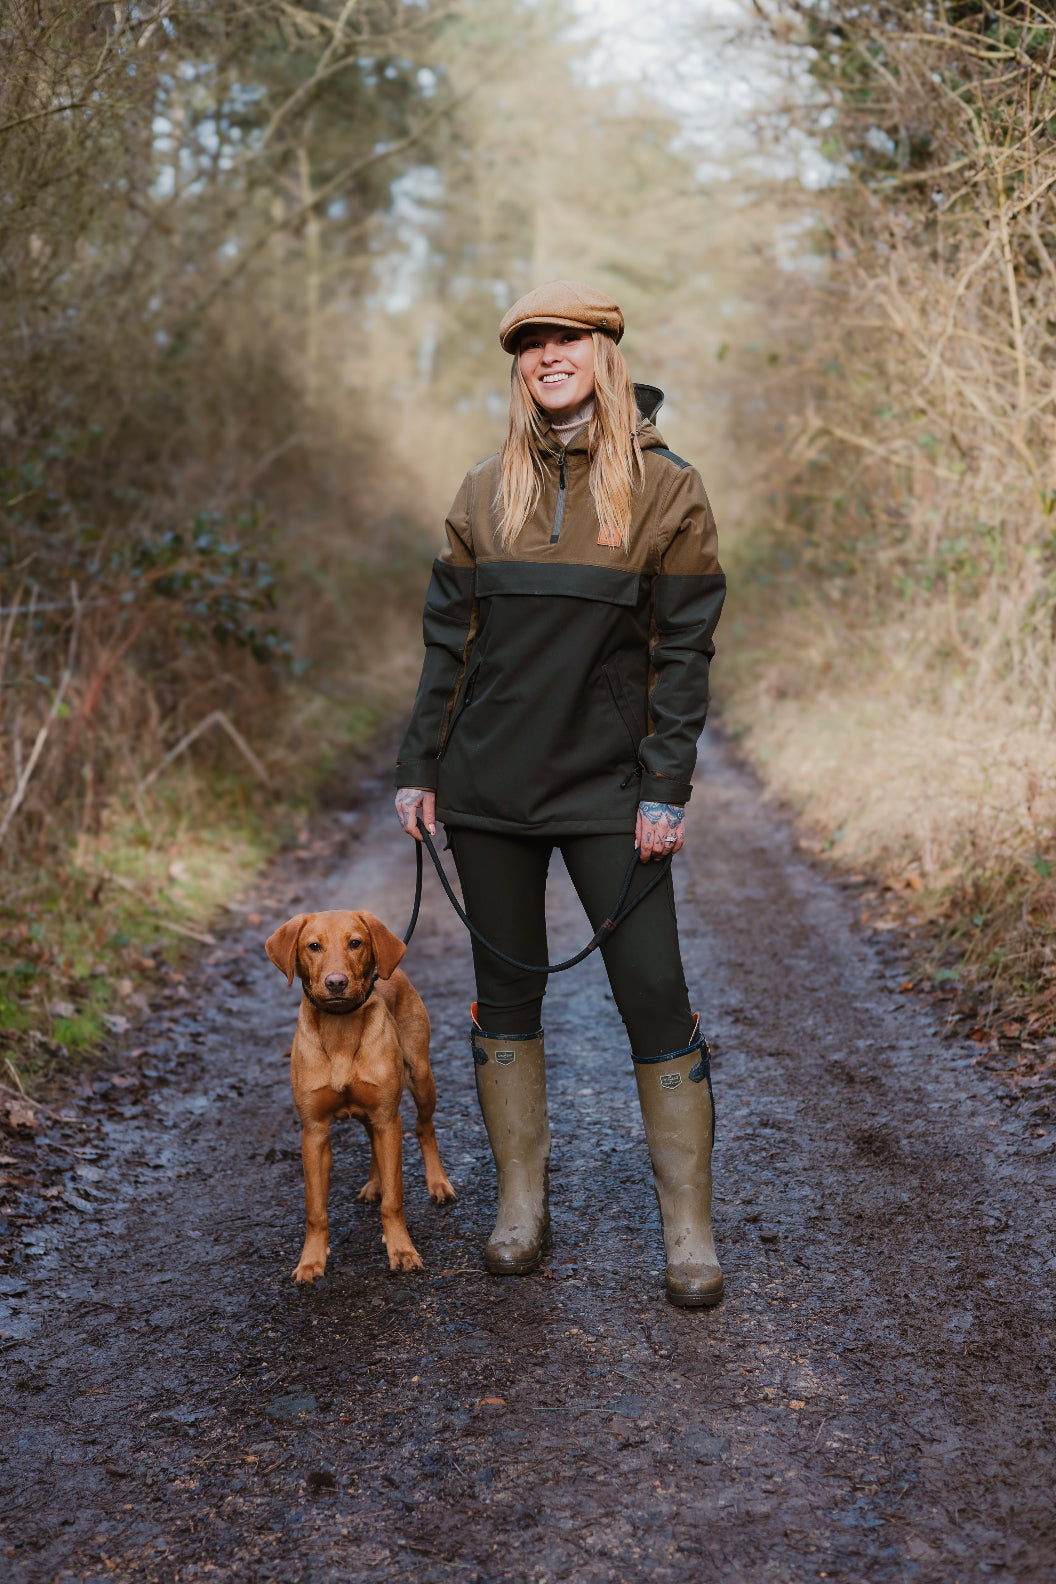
[138,710,271,792]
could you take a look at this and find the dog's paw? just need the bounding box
[292,1259,326,1283]
[428,1175,457,1204]
[292,1241,329,1283]
[357,1179,383,1203]
[388,1245,425,1272]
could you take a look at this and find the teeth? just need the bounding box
[542,373,570,383]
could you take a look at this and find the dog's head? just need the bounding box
[264,909,406,1014]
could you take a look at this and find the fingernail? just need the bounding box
[428,824,436,834]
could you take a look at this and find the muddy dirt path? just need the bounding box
[3,736,1055,1584]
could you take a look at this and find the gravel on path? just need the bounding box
[2,736,1054,1584]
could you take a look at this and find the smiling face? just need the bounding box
[517,325,596,421]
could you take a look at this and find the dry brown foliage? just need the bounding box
[0,1,460,878]
[725,2,1056,1027]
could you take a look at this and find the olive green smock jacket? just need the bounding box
[395,386,726,836]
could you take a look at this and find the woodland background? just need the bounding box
[2,0,1055,1081]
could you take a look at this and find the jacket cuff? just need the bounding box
[639,773,693,806]
[395,759,439,791]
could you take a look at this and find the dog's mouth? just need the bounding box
[304,980,376,1015]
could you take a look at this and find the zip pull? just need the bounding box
[620,766,644,790]
[550,449,568,544]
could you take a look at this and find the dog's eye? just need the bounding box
[306,942,322,952]
[348,938,362,949]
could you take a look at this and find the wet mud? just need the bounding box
[2,736,1055,1582]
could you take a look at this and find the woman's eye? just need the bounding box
[349,938,362,949]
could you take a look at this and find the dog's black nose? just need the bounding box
[324,973,349,994]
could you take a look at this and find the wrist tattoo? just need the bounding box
[639,801,684,826]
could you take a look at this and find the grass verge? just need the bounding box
[718,542,1056,1044]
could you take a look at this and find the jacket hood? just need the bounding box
[540,382,668,453]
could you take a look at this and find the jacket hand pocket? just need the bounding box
[602,661,644,759]
[438,660,481,759]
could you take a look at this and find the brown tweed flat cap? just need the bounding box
[498,280,625,352]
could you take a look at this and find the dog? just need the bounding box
[265,908,455,1281]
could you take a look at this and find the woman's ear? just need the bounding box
[265,915,308,985]
[361,912,407,981]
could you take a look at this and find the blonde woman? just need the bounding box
[394,281,726,1307]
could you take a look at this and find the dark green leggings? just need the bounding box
[447,827,695,1059]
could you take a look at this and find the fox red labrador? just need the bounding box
[265,908,455,1281]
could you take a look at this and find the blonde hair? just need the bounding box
[499,331,644,551]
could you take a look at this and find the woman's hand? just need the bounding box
[636,800,685,863]
[395,787,436,841]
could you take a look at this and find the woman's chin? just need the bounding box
[534,389,592,420]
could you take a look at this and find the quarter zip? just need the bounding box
[550,450,567,544]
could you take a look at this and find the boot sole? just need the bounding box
[666,1278,724,1309]
[484,1223,552,1276]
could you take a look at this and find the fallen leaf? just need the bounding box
[3,1099,38,1130]
[478,1397,506,1408]
[103,1013,130,1034]
[116,977,134,999]
[49,1000,76,1019]
[899,980,915,992]
[789,1399,806,1410]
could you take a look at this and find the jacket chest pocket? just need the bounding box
[601,661,644,756]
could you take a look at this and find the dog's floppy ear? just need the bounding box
[265,914,308,985]
[361,912,407,981]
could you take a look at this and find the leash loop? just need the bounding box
[402,816,673,975]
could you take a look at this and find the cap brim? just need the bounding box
[500,314,622,353]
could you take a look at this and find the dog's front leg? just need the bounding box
[293,1118,332,1283]
[357,1121,383,1203]
[373,1116,423,1272]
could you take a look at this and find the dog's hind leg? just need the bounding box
[400,1012,456,1205]
[357,1120,383,1203]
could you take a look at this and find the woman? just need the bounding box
[393,281,726,1307]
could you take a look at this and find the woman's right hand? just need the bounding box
[395,787,436,841]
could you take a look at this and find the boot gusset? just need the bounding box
[633,1014,723,1310]
[470,1005,551,1276]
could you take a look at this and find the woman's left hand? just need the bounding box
[636,800,686,863]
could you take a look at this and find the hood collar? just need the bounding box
[540,382,667,453]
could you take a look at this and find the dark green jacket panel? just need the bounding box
[395,559,476,789]
[436,574,652,833]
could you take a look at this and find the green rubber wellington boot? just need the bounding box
[471,1006,551,1275]
[633,1017,723,1308]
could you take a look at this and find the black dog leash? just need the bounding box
[402,815,673,974]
